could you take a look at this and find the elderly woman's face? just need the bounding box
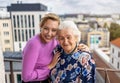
[58,28,77,54]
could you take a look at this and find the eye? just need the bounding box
[67,36,71,39]
[52,29,57,32]
[43,27,48,30]
[43,27,49,31]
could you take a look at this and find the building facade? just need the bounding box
[0,43,5,83]
[110,38,120,70]
[87,28,110,49]
[7,3,48,51]
[0,18,14,52]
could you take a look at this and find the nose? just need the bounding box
[64,38,68,44]
[47,30,52,36]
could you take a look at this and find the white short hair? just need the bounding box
[58,21,81,43]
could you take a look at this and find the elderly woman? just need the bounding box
[50,21,96,83]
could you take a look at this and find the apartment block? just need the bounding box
[0,18,14,52]
[110,38,120,70]
[0,45,5,83]
[7,3,48,51]
[87,28,110,49]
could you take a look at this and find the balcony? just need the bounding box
[4,56,120,83]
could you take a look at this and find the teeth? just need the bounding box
[46,36,51,39]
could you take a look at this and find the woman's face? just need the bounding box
[40,19,59,43]
[58,28,77,54]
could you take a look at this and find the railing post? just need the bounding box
[10,61,14,83]
[105,68,107,83]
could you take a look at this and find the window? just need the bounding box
[24,15,27,28]
[32,15,34,27]
[22,30,24,41]
[29,29,31,38]
[5,48,10,51]
[3,23,8,27]
[118,51,120,57]
[17,74,21,83]
[5,74,7,83]
[112,57,114,63]
[28,15,31,28]
[18,30,21,41]
[4,40,10,44]
[9,74,11,83]
[117,62,119,69]
[25,30,28,41]
[17,15,20,28]
[33,29,35,36]
[14,30,17,41]
[112,48,114,53]
[13,15,16,28]
[19,43,21,48]
[4,32,9,36]
[39,15,41,21]
[21,15,23,28]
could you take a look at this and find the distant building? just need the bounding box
[111,14,120,20]
[0,7,10,18]
[76,21,90,43]
[0,44,5,83]
[4,52,22,83]
[7,3,48,51]
[110,38,120,70]
[0,18,14,52]
[87,28,110,49]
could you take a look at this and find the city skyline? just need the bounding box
[1,0,120,14]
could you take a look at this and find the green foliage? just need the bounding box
[109,23,120,41]
[103,22,108,28]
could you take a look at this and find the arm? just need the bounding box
[48,45,62,69]
[22,42,50,82]
[79,53,96,83]
[81,62,96,83]
[48,51,61,69]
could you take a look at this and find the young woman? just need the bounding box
[22,13,60,83]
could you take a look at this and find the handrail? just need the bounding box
[4,59,120,83]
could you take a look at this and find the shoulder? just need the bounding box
[51,38,58,46]
[53,45,63,54]
[72,51,91,59]
[24,35,40,49]
[78,51,91,59]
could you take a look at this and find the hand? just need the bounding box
[81,57,88,66]
[77,43,90,52]
[48,51,61,69]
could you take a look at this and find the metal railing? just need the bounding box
[96,67,120,83]
[4,59,120,83]
[4,58,22,83]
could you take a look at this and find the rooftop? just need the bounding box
[111,37,120,48]
[7,3,47,12]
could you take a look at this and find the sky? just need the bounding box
[0,0,120,14]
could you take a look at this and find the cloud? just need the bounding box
[1,0,120,14]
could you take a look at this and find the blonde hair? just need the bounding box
[40,13,60,27]
[58,21,81,43]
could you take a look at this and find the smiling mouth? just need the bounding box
[63,45,69,46]
[45,36,52,40]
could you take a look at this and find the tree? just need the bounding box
[103,22,109,28]
[109,23,120,41]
